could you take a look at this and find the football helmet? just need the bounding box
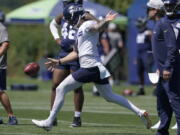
[162,0,180,16]
[62,0,83,8]
[63,0,74,7]
[63,3,84,26]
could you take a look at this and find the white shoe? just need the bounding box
[171,123,177,130]
[151,120,161,129]
[139,110,152,129]
[32,119,52,131]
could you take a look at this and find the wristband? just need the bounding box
[58,59,61,65]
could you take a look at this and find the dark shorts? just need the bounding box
[137,52,154,73]
[56,50,80,71]
[72,66,109,84]
[0,69,6,90]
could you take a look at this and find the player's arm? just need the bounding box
[84,12,100,23]
[0,42,9,57]
[0,28,10,56]
[49,13,63,44]
[45,49,78,71]
[59,50,78,64]
[163,23,177,80]
[88,12,118,32]
[100,33,110,55]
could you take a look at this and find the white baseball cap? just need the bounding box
[147,0,163,10]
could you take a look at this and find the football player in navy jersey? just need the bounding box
[151,0,180,134]
[49,0,84,127]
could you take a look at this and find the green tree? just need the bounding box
[92,0,133,14]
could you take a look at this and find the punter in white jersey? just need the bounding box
[32,4,152,131]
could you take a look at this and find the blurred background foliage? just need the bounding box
[92,0,132,14]
[0,0,133,76]
[8,25,59,76]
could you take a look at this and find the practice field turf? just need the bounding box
[0,77,177,135]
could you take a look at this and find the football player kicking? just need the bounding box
[32,4,151,131]
[49,0,98,127]
[49,0,84,127]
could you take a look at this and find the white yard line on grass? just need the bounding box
[0,106,158,116]
[0,117,142,128]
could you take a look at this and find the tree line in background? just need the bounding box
[92,0,132,14]
[0,0,133,76]
[1,0,133,14]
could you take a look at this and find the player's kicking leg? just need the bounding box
[95,84,152,129]
[32,75,83,131]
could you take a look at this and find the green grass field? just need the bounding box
[0,77,177,135]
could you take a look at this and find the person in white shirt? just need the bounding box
[32,4,151,131]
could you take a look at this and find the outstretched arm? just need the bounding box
[89,12,118,32]
[45,50,78,71]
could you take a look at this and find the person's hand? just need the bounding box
[105,11,118,22]
[163,70,171,81]
[45,58,59,72]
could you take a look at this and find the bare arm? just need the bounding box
[0,42,9,57]
[101,39,110,55]
[83,12,100,23]
[45,50,78,71]
[59,51,78,64]
[89,12,118,32]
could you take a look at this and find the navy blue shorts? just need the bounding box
[56,50,80,71]
[0,69,6,90]
[137,52,154,73]
[72,66,109,84]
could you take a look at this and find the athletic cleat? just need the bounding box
[71,117,81,127]
[32,119,52,131]
[151,120,160,129]
[171,123,177,130]
[139,110,152,129]
[0,118,3,124]
[8,116,18,125]
[136,88,145,96]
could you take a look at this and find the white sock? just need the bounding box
[46,75,82,124]
[74,111,81,117]
[96,84,141,115]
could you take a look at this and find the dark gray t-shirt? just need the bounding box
[0,23,9,69]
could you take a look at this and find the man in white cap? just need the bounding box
[147,0,177,130]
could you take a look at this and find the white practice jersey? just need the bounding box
[77,20,102,68]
